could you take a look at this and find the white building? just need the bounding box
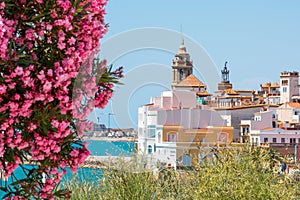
[280,71,300,104]
[240,108,300,146]
[254,128,300,146]
[137,90,196,153]
[215,105,278,142]
[277,102,300,128]
[137,90,233,168]
[240,109,274,144]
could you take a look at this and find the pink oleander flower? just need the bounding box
[0,84,6,94]
[14,66,24,76]
[25,29,34,40]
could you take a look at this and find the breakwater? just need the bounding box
[22,156,133,170]
[79,156,132,169]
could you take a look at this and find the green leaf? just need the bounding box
[74,0,82,8]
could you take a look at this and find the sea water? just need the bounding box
[0,140,134,198]
[86,140,135,156]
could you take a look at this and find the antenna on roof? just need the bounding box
[180,24,184,44]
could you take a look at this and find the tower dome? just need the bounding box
[177,39,188,55]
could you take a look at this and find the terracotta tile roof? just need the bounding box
[263,128,274,130]
[261,82,279,88]
[225,89,239,95]
[261,82,271,88]
[287,102,300,109]
[240,124,250,126]
[196,90,211,96]
[218,95,241,99]
[176,74,206,87]
[235,90,255,93]
[144,103,154,106]
[271,82,279,88]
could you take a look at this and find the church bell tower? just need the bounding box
[171,39,193,89]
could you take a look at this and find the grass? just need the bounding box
[61,146,300,200]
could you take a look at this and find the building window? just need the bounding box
[298,138,300,143]
[281,138,285,143]
[148,145,152,154]
[290,138,296,144]
[264,138,268,143]
[282,87,287,93]
[167,132,177,142]
[148,129,155,138]
[272,138,277,143]
[218,133,228,143]
[157,132,161,143]
[154,144,156,153]
[179,69,184,81]
[282,80,288,86]
[254,116,261,121]
[138,128,143,137]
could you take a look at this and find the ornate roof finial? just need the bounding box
[179,24,186,52]
[221,61,230,83]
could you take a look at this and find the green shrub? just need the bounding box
[62,146,300,200]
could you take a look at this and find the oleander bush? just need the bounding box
[0,0,122,198]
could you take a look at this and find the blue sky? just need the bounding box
[88,0,300,129]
